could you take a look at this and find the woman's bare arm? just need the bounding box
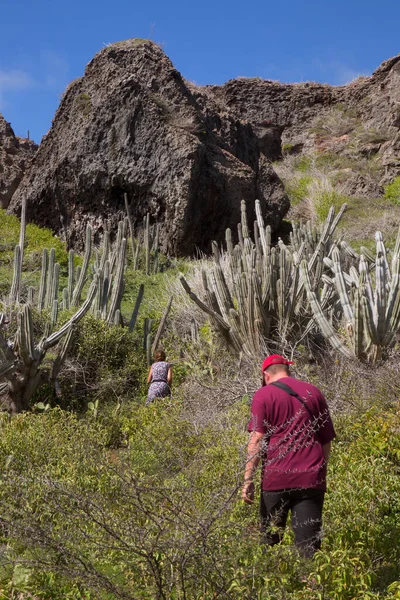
[147,367,153,384]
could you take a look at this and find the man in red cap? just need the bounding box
[242,354,335,557]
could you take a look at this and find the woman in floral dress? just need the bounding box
[146,349,172,405]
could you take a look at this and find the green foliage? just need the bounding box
[0,398,398,598]
[122,262,179,323]
[286,176,312,206]
[64,315,148,409]
[325,408,400,593]
[0,209,68,267]
[75,93,92,117]
[282,142,294,154]
[384,176,400,205]
[314,189,350,222]
[295,155,312,173]
[310,105,359,137]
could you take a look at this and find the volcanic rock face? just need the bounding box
[208,56,400,182]
[10,40,288,255]
[8,42,400,251]
[0,116,37,208]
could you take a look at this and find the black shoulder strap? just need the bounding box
[270,381,317,429]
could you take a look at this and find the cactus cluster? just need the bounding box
[125,193,162,275]
[302,228,400,362]
[1,197,173,412]
[0,278,99,413]
[181,200,346,358]
[182,199,400,364]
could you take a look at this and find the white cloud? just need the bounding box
[311,59,368,85]
[0,51,70,112]
[263,59,369,86]
[0,69,33,110]
[0,69,32,90]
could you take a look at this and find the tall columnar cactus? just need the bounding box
[9,196,26,305]
[107,237,127,324]
[71,225,92,307]
[124,192,136,266]
[1,200,171,410]
[2,205,135,412]
[151,296,173,354]
[180,200,347,358]
[124,193,162,274]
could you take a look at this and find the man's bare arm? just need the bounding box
[322,442,331,463]
[242,431,264,503]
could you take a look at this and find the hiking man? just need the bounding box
[242,354,336,557]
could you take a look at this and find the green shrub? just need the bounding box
[60,315,148,410]
[75,92,92,117]
[314,189,349,221]
[282,143,294,154]
[286,176,313,206]
[384,176,400,205]
[295,155,312,173]
[309,106,359,137]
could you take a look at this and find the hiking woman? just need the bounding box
[146,349,172,405]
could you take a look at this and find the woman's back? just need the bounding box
[146,360,171,405]
[151,361,170,383]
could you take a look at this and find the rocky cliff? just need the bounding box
[9,40,288,255]
[0,116,37,209]
[6,42,400,253]
[208,55,400,184]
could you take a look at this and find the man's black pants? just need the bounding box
[260,488,325,558]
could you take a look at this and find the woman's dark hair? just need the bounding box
[154,349,166,362]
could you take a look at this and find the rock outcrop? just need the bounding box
[0,116,37,208]
[8,42,400,250]
[208,56,400,183]
[10,40,288,255]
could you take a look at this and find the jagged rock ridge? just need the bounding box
[6,42,400,252]
[0,116,37,209]
[208,55,400,185]
[9,40,288,255]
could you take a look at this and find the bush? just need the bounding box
[384,176,400,205]
[59,315,148,410]
[314,189,349,221]
[282,142,294,154]
[0,397,398,598]
[310,105,359,138]
[286,176,313,206]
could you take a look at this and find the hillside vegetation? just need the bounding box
[0,194,400,599]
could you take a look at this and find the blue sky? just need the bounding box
[1,0,399,143]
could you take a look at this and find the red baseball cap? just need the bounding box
[262,354,294,372]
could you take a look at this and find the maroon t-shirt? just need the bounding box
[248,377,336,491]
